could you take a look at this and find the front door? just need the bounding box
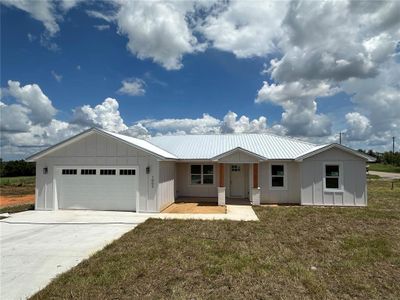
[229,164,245,198]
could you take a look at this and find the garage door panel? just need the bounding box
[56,167,137,211]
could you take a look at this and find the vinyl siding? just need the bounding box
[158,161,176,211]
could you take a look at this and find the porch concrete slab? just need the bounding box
[0,210,150,300]
[156,204,259,221]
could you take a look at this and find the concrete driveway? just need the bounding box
[0,210,150,300]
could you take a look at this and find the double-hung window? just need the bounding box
[324,163,342,190]
[190,164,214,185]
[270,164,286,190]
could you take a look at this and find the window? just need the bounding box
[231,165,241,172]
[191,164,214,185]
[325,164,341,190]
[43,167,48,175]
[100,169,116,175]
[81,169,96,175]
[270,164,286,189]
[120,169,136,175]
[62,169,77,175]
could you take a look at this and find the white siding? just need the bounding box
[259,161,301,204]
[300,148,367,206]
[176,162,219,198]
[158,161,176,211]
[35,131,159,212]
[218,151,260,163]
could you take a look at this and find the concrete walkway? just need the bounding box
[157,204,259,221]
[0,210,150,300]
[369,171,400,179]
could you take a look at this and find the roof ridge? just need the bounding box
[150,132,318,146]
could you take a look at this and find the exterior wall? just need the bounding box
[259,161,301,204]
[300,148,367,206]
[176,162,219,198]
[35,132,159,212]
[158,161,176,211]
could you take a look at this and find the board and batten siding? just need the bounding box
[35,131,159,212]
[300,148,367,206]
[259,161,301,204]
[158,161,176,211]
[176,162,219,198]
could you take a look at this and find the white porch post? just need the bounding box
[218,163,226,206]
[251,163,260,205]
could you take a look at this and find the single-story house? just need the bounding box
[26,127,375,212]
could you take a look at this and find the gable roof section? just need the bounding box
[211,147,267,161]
[295,143,376,162]
[26,128,177,161]
[150,134,319,160]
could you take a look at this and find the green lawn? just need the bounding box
[32,180,400,299]
[369,163,400,173]
[0,176,35,186]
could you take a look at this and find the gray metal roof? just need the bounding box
[149,134,325,160]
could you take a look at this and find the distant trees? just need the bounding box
[0,159,36,177]
[358,150,400,166]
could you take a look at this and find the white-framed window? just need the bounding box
[100,169,116,175]
[62,169,77,175]
[119,169,136,175]
[190,164,214,185]
[81,169,96,175]
[270,163,287,190]
[324,162,343,191]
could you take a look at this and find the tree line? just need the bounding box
[0,159,36,177]
[358,150,400,166]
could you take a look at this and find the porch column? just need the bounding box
[251,163,260,205]
[217,163,226,206]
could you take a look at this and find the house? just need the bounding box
[26,128,375,212]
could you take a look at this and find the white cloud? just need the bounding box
[76,65,81,70]
[344,112,372,141]
[118,78,145,96]
[0,0,59,35]
[0,102,31,132]
[51,70,62,82]
[27,33,36,42]
[93,24,110,31]
[221,111,268,134]
[200,0,286,58]
[114,1,204,70]
[3,80,57,126]
[72,97,128,132]
[256,81,339,137]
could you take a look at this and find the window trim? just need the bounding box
[189,164,215,186]
[269,163,288,191]
[323,162,343,192]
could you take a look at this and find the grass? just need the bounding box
[0,176,35,185]
[0,176,35,196]
[0,203,34,214]
[369,163,400,173]
[32,179,400,299]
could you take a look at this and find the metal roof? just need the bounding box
[99,129,177,159]
[150,134,325,160]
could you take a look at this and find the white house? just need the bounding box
[26,128,375,212]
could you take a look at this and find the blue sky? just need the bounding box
[1,1,399,159]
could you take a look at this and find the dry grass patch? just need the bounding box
[32,180,400,299]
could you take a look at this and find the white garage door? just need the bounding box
[56,167,138,211]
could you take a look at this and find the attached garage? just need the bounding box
[55,167,138,211]
[27,128,177,213]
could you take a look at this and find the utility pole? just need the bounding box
[393,136,395,153]
[339,132,342,145]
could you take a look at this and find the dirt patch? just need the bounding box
[0,194,35,208]
[162,202,226,214]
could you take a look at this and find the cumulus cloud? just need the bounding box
[344,112,372,141]
[72,97,128,132]
[93,24,110,31]
[3,80,57,126]
[257,81,339,137]
[200,1,286,58]
[221,111,268,134]
[118,78,145,96]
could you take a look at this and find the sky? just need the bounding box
[0,0,399,160]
